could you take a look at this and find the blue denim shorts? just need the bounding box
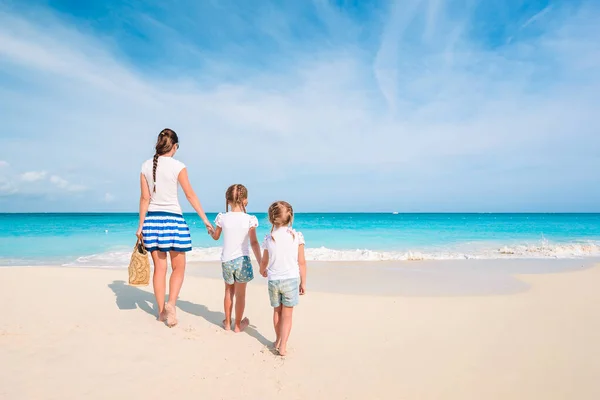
[221,256,254,285]
[268,278,300,307]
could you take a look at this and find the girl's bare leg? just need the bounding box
[151,251,168,319]
[233,282,249,332]
[223,283,235,330]
[278,306,294,356]
[273,305,282,349]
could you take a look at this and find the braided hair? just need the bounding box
[268,201,294,241]
[225,184,248,213]
[152,128,179,193]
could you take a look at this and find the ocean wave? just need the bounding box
[64,239,600,267]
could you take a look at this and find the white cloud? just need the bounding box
[50,175,86,192]
[20,170,47,182]
[0,177,18,196]
[104,192,115,202]
[50,175,68,188]
[0,161,8,168]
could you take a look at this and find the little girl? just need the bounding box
[210,184,262,332]
[259,201,307,356]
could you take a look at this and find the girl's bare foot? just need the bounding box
[164,303,178,328]
[273,338,281,350]
[223,319,231,331]
[234,317,249,333]
[278,346,287,357]
[157,309,167,322]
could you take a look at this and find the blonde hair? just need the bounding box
[225,184,248,213]
[268,201,294,241]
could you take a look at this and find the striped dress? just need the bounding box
[142,212,192,253]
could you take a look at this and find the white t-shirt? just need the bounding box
[141,157,186,215]
[262,227,305,281]
[215,212,259,262]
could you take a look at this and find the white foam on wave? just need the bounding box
[64,239,600,268]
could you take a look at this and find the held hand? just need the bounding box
[299,283,306,295]
[204,222,215,235]
[260,268,267,278]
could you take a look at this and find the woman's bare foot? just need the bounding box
[278,346,287,357]
[273,338,281,350]
[223,319,231,331]
[234,317,249,333]
[157,309,167,322]
[164,303,178,328]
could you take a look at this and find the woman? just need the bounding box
[136,128,213,327]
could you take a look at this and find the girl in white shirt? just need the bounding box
[259,201,307,356]
[210,184,262,332]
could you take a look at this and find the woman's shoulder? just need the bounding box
[165,157,186,169]
[141,159,153,171]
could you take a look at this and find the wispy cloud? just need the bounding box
[21,171,47,182]
[0,1,599,212]
[104,192,115,203]
[0,177,18,196]
[521,5,553,29]
[0,164,86,201]
[0,161,8,168]
[50,175,86,192]
[49,175,69,188]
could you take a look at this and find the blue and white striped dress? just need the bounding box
[141,211,192,253]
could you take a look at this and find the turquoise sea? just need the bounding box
[1,213,599,267]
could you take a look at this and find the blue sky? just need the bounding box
[0,0,599,212]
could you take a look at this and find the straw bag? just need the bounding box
[128,236,150,286]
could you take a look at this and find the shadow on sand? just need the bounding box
[108,280,272,348]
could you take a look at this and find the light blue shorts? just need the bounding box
[268,278,300,308]
[221,256,254,285]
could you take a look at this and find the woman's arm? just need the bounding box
[259,250,269,277]
[249,228,262,265]
[136,173,151,238]
[298,244,307,295]
[178,168,214,234]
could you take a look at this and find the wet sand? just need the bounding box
[187,258,597,296]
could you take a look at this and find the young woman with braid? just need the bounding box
[259,201,307,356]
[210,184,262,332]
[136,129,214,327]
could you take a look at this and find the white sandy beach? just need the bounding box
[1,262,599,400]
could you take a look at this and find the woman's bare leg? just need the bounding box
[151,250,168,318]
[168,251,186,306]
[159,251,185,327]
